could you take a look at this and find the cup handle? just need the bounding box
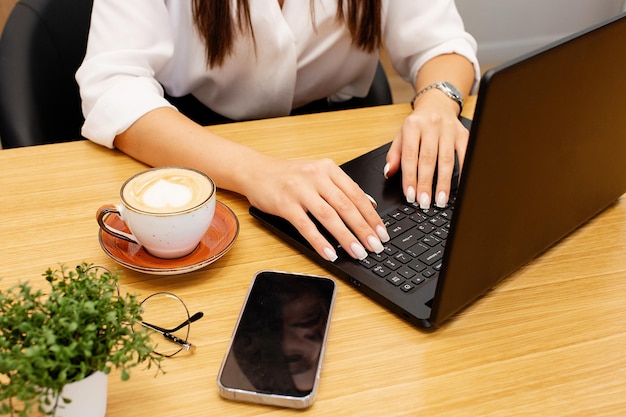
[96,204,140,245]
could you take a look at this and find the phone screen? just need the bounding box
[218,271,336,407]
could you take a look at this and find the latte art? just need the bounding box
[141,179,193,209]
[122,167,213,214]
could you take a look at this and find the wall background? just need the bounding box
[455,0,626,67]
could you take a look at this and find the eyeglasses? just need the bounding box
[81,265,204,357]
[137,291,204,357]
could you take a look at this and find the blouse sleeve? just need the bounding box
[383,0,481,91]
[76,0,176,149]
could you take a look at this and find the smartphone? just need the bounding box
[217,270,337,409]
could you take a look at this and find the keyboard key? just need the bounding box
[393,230,425,251]
[383,245,397,256]
[422,269,436,278]
[383,258,401,270]
[396,266,416,279]
[370,252,387,262]
[383,218,395,228]
[421,207,440,217]
[409,211,429,223]
[388,218,416,238]
[408,260,427,273]
[386,275,405,286]
[418,247,444,265]
[405,242,429,258]
[400,282,414,292]
[421,234,442,247]
[411,276,426,285]
[394,252,411,264]
[417,223,435,234]
[388,210,406,221]
[429,216,448,227]
[359,257,375,268]
[372,265,391,278]
[433,228,448,240]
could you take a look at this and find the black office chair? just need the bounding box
[0,0,392,149]
[0,0,94,149]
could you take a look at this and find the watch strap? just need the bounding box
[411,81,464,114]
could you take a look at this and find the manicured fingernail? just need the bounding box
[406,186,416,204]
[383,163,390,179]
[350,242,368,260]
[376,225,390,242]
[365,193,377,209]
[367,235,384,254]
[419,192,430,209]
[435,191,447,208]
[323,247,338,262]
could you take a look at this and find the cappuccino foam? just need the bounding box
[122,167,213,214]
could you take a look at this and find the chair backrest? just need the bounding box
[360,61,393,108]
[0,0,93,148]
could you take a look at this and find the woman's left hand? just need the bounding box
[384,91,469,209]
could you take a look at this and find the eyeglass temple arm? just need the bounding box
[141,311,204,334]
[139,312,204,351]
[140,321,194,351]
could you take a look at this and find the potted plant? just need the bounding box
[0,263,161,417]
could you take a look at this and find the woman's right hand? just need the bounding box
[242,156,390,262]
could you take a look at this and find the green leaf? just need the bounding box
[0,262,164,416]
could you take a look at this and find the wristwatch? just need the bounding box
[411,81,464,114]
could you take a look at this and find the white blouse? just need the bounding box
[76,0,480,148]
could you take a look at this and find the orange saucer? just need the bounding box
[98,201,239,275]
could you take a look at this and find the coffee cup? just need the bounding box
[97,167,216,259]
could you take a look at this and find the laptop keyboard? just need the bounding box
[353,197,455,293]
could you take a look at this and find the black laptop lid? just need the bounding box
[430,12,626,325]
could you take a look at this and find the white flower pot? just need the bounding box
[43,371,108,417]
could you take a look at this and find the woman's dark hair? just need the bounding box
[192,0,382,67]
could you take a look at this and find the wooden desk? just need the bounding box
[2,103,625,416]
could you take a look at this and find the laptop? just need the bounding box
[250,12,626,330]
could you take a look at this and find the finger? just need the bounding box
[384,135,402,179]
[415,125,438,209]
[455,123,470,179]
[398,120,421,204]
[433,123,458,208]
[305,196,374,260]
[284,205,343,262]
[327,171,390,246]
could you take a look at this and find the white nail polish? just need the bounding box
[323,247,338,262]
[419,192,430,209]
[367,235,385,254]
[436,191,447,208]
[365,193,377,209]
[350,242,368,260]
[376,225,390,243]
[383,163,390,179]
[406,186,416,204]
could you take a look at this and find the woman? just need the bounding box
[77,0,479,262]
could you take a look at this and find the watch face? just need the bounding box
[442,82,463,100]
